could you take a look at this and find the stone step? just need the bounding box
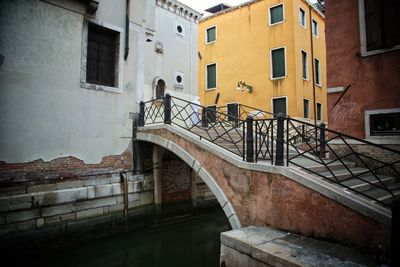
[342,175,397,192]
[363,183,400,204]
[299,161,356,173]
[318,167,368,182]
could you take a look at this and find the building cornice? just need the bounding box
[156,0,203,23]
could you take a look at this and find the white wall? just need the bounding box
[0,0,134,163]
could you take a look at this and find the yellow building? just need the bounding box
[198,0,327,122]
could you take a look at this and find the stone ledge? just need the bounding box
[221,226,381,267]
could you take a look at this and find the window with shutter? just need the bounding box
[271,47,286,79]
[206,63,217,89]
[269,4,284,25]
[227,103,239,122]
[317,103,322,121]
[301,50,308,79]
[303,99,310,119]
[273,98,287,117]
[206,26,216,43]
[206,105,217,123]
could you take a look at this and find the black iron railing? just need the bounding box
[138,95,400,206]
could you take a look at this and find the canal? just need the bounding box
[10,207,230,267]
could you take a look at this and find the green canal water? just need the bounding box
[14,208,230,267]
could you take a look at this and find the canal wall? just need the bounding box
[0,172,154,240]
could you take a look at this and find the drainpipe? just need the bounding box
[309,4,317,127]
[124,0,130,60]
[132,114,143,174]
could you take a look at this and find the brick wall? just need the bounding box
[161,151,191,204]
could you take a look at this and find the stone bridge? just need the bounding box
[135,95,400,257]
[137,124,390,256]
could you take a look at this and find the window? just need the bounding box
[227,103,239,122]
[312,19,318,37]
[206,63,217,89]
[366,109,400,136]
[299,8,306,27]
[301,50,308,79]
[86,22,119,87]
[316,103,322,121]
[269,4,284,25]
[270,47,286,79]
[314,58,321,86]
[303,99,310,119]
[205,105,217,123]
[362,0,400,53]
[272,97,287,117]
[206,26,216,43]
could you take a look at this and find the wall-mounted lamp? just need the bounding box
[236,81,253,93]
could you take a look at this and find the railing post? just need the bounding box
[275,113,285,166]
[139,101,145,127]
[319,123,326,158]
[246,116,254,162]
[164,94,171,124]
[301,124,305,142]
[392,199,400,266]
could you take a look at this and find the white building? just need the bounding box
[0,0,201,167]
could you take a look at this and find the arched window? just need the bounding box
[156,79,165,99]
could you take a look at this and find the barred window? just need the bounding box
[86,23,119,87]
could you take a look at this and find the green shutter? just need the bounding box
[302,51,307,79]
[303,99,309,118]
[273,98,287,117]
[315,59,320,85]
[272,48,285,78]
[317,103,322,120]
[207,27,216,43]
[207,64,216,89]
[270,5,283,24]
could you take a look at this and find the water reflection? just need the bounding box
[26,208,230,267]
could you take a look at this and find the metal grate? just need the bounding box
[86,23,118,87]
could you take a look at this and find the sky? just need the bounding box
[179,0,318,16]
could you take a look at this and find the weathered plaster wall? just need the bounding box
[0,0,134,164]
[326,0,400,138]
[142,128,390,255]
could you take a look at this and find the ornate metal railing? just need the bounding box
[138,95,400,206]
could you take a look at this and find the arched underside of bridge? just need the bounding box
[138,125,391,256]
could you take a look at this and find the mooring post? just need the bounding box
[139,101,145,127]
[246,116,254,162]
[164,94,171,124]
[319,123,326,158]
[302,124,305,142]
[275,113,285,166]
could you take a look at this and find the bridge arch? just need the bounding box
[138,133,241,229]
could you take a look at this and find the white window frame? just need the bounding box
[205,25,217,44]
[271,96,288,116]
[312,19,318,37]
[268,3,285,26]
[301,49,308,80]
[270,46,287,80]
[80,19,125,94]
[316,102,322,121]
[205,62,217,91]
[299,7,306,28]
[314,57,321,87]
[358,0,400,57]
[173,71,184,87]
[365,108,400,138]
[303,98,310,119]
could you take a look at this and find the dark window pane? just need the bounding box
[270,5,283,24]
[314,58,320,85]
[370,113,400,136]
[312,20,318,36]
[317,103,322,120]
[86,23,118,87]
[303,99,309,118]
[227,103,239,122]
[207,27,216,43]
[365,0,383,51]
[273,98,286,117]
[272,48,285,78]
[382,0,400,48]
[299,8,306,26]
[207,64,216,89]
[206,106,217,123]
[302,51,307,79]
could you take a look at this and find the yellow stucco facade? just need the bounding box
[198,0,327,122]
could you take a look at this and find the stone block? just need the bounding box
[56,180,84,190]
[41,204,75,217]
[35,187,87,206]
[7,209,40,223]
[87,186,95,199]
[112,183,122,195]
[95,184,113,198]
[8,194,33,211]
[61,213,76,222]
[27,184,57,193]
[110,174,121,184]
[76,207,103,220]
[45,215,62,226]
[16,219,37,231]
[84,177,111,186]
[0,186,26,196]
[107,203,124,214]
[140,191,154,206]
[36,218,45,228]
